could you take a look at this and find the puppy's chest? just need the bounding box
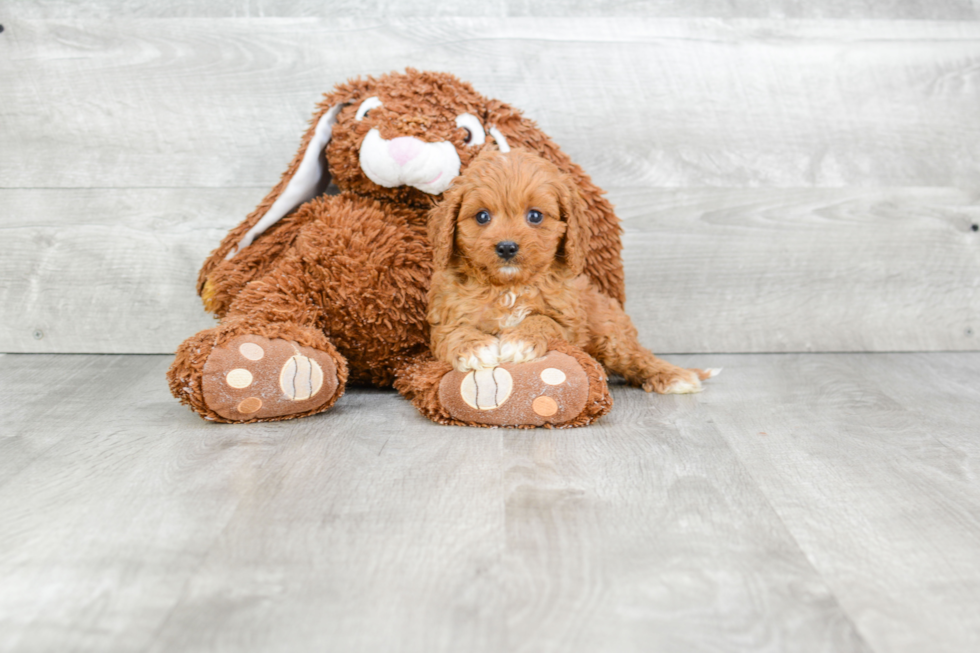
[474,287,560,333]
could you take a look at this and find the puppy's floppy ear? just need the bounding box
[428,184,465,271]
[555,175,589,276]
[484,98,625,304]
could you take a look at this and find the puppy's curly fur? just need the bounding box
[428,148,716,394]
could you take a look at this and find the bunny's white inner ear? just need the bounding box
[227,103,344,259]
[488,126,511,153]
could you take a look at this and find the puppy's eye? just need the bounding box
[526,209,544,225]
[461,127,473,144]
[475,210,492,225]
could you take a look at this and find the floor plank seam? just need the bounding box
[137,436,292,653]
[713,424,878,653]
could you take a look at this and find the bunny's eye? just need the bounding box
[526,209,543,225]
[455,113,486,147]
[356,97,383,121]
[475,210,492,225]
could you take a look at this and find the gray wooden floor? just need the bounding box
[1,352,978,653]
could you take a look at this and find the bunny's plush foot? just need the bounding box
[169,326,347,423]
[395,341,612,428]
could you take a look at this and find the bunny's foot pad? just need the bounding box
[202,335,340,421]
[438,351,595,427]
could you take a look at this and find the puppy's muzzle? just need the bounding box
[495,241,519,260]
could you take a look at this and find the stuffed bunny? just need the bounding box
[168,69,623,427]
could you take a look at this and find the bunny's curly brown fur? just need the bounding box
[168,69,625,425]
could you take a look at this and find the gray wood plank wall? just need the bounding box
[2,5,978,354]
[11,1,980,19]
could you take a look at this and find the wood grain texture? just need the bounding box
[0,188,252,354]
[0,352,880,653]
[10,0,979,19]
[498,407,867,653]
[3,187,977,354]
[618,187,980,353]
[0,355,300,653]
[4,352,980,651]
[146,386,509,653]
[0,354,159,483]
[2,17,980,189]
[3,13,979,356]
[689,352,980,653]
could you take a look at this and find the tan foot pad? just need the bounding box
[202,335,339,421]
[438,351,589,427]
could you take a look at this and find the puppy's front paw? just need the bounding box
[498,336,548,364]
[452,338,501,372]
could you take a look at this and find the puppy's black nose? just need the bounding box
[495,241,519,260]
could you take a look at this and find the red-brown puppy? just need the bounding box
[428,148,718,394]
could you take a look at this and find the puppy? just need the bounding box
[427,148,717,394]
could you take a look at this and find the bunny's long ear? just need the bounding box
[427,183,465,272]
[196,78,374,315]
[485,99,626,305]
[227,103,343,258]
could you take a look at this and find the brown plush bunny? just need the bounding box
[168,69,622,427]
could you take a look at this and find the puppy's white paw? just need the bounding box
[499,339,539,364]
[456,342,501,371]
[662,375,703,394]
[705,368,723,378]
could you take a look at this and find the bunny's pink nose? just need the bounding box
[388,137,423,166]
